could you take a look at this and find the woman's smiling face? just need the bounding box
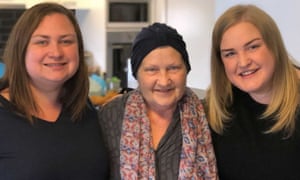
[25,13,79,88]
[220,22,275,103]
[137,46,187,111]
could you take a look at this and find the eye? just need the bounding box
[167,65,181,72]
[247,44,260,51]
[145,67,158,72]
[33,40,48,46]
[60,39,75,45]
[221,51,236,58]
[143,66,159,75]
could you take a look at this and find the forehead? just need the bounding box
[141,46,183,65]
[221,22,261,48]
[33,13,75,35]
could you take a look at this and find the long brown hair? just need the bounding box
[1,2,89,123]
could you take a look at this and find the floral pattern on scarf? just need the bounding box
[120,88,218,180]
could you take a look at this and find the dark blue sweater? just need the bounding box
[0,96,109,180]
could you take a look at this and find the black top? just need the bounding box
[98,92,182,180]
[0,95,109,180]
[211,88,300,180]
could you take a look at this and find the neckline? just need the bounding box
[0,94,62,124]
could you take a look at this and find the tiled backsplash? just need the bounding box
[0,9,25,59]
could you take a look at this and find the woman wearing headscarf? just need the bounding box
[98,23,218,180]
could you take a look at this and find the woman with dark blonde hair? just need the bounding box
[206,4,300,179]
[0,2,109,179]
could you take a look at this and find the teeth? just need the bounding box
[46,63,65,67]
[241,70,254,76]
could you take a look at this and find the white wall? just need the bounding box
[165,0,215,89]
[76,1,107,73]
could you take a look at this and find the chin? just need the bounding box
[238,86,261,94]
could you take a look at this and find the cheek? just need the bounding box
[173,72,187,92]
[177,78,186,94]
[25,48,34,63]
[177,74,187,86]
[68,47,80,62]
[25,60,36,77]
[222,62,237,84]
[222,60,235,75]
[25,45,44,67]
[265,61,276,79]
[137,75,154,88]
[67,48,80,72]
[265,54,276,68]
[73,57,80,71]
[25,51,36,73]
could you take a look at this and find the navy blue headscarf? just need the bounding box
[130,22,191,78]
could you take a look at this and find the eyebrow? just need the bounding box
[220,37,262,52]
[31,34,76,39]
[244,37,262,46]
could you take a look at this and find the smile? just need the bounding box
[155,88,174,93]
[44,63,67,67]
[239,69,257,76]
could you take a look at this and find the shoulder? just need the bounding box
[0,88,10,101]
[185,87,206,109]
[97,92,131,127]
[100,92,130,113]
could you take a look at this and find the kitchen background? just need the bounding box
[0,0,300,91]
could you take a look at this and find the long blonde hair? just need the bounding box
[206,4,299,137]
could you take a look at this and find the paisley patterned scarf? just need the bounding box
[120,88,218,180]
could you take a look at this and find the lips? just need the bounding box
[239,69,258,76]
[155,87,174,93]
[44,62,67,67]
[157,89,171,92]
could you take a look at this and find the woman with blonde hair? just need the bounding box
[206,4,300,179]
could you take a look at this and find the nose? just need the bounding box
[237,52,251,67]
[48,42,63,59]
[157,70,171,86]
